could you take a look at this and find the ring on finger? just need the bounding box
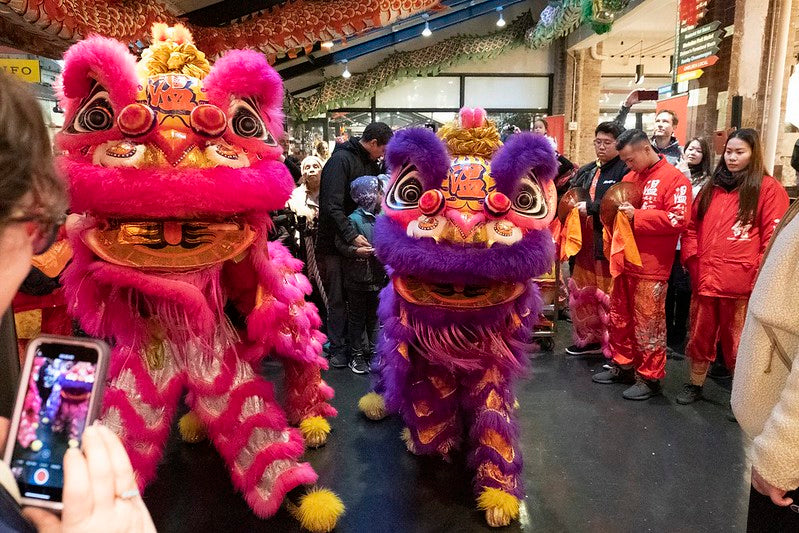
[117,488,140,500]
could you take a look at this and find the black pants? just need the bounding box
[321,254,347,358]
[747,485,799,532]
[666,250,691,349]
[347,289,379,357]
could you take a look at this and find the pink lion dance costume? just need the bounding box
[364,109,556,527]
[56,25,342,531]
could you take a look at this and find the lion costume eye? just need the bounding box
[512,175,547,218]
[387,167,424,210]
[70,91,115,133]
[229,98,276,145]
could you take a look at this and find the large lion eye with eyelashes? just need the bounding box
[512,175,547,218]
[70,91,115,133]
[387,167,424,210]
[229,98,276,145]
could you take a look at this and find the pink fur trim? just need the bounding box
[61,157,294,218]
[203,50,285,141]
[58,35,138,117]
[242,463,318,519]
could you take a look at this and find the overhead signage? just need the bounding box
[678,55,719,74]
[658,84,676,98]
[679,0,709,26]
[0,58,40,83]
[677,69,703,82]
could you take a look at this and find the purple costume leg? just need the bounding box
[462,366,524,500]
[401,354,463,457]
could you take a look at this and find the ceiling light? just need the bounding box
[341,59,351,79]
[422,21,432,37]
[321,41,334,50]
[496,7,506,27]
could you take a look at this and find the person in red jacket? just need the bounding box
[677,129,789,405]
[592,129,692,400]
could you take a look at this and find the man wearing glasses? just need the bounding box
[564,122,628,357]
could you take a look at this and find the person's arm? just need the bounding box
[749,343,799,497]
[757,181,791,261]
[319,157,359,244]
[334,233,357,258]
[633,175,692,236]
[680,199,700,265]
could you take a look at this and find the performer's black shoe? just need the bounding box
[676,383,703,405]
[708,361,732,381]
[592,363,635,385]
[565,343,602,356]
[622,377,662,400]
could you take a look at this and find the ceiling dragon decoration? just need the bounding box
[0,0,441,61]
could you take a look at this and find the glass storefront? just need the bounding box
[286,74,552,157]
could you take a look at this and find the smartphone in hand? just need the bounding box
[3,335,109,511]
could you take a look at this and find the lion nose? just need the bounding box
[153,129,195,167]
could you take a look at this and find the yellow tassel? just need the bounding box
[357,392,387,421]
[299,416,330,448]
[178,411,207,443]
[289,488,344,533]
[400,427,418,454]
[477,487,520,527]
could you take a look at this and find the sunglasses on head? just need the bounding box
[5,212,66,255]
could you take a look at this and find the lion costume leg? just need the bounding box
[462,366,524,527]
[100,346,184,488]
[400,356,462,458]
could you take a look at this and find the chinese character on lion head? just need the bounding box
[56,24,343,531]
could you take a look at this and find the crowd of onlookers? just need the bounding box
[276,91,799,527]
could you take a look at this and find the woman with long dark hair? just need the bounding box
[678,129,789,405]
[666,137,713,354]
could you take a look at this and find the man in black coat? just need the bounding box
[317,122,393,367]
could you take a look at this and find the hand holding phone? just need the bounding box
[4,336,109,510]
[22,425,155,533]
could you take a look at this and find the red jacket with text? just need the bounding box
[681,175,789,298]
[624,156,692,280]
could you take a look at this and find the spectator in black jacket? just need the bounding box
[317,122,393,367]
[565,121,629,356]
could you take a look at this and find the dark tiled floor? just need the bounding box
[144,323,749,532]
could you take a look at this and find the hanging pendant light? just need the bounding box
[496,7,506,27]
[341,59,351,79]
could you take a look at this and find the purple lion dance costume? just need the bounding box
[359,108,557,526]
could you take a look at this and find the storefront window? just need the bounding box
[375,77,460,109]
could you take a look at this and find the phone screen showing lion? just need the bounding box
[7,340,103,505]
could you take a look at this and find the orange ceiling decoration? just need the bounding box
[0,0,441,61]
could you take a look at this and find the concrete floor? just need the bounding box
[143,323,750,532]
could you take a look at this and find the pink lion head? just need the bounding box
[56,25,293,271]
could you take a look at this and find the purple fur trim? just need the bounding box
[385,128,450,189]
[491,133,558,196]
[374,216,554,285]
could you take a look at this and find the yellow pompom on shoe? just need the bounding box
[300,416,331,448]
[357,392,387,421]
[288,488,344,533]
[178,411,207,443]
[477,487,520,527]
